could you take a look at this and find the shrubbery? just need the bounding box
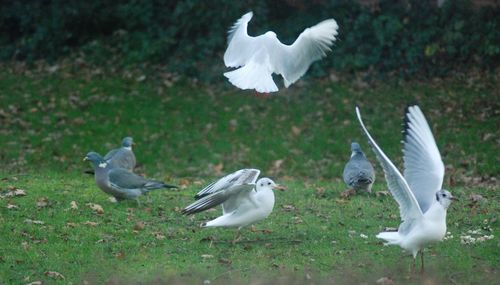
[0,0,498,79]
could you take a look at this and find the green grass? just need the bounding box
[0,65,498,284]
[0,173,498,284]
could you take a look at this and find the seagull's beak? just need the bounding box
[273,184,287,191]
[450,196,459,201]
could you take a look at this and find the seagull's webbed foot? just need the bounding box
[255,92,270,98]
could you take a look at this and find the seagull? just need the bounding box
[182,169,285,243]
[84,152,177,205]
[342,142,375,196]
[223,12,338,93]
[104,137,136,172]
[355,106,457,273]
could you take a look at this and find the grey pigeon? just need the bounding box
[84,152,177,204]
[342,142,375,194]
[104,137,136,172]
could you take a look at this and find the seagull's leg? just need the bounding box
[135,198,141,207]
[420,250,425,275]
[232,228,242,245]
[411,256,416,275]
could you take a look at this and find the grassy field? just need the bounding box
[0,64,498,284]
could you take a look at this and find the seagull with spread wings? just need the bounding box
[223,12,338,93]
[182,169,285,243]
[355,106,457,273]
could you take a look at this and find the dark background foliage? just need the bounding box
[0,0,498,79]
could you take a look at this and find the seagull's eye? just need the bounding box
[267,182,271,186]
[260,183,264,187]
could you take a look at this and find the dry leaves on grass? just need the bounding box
[44,271,65,280]
[153,232,166,240]
[133,221,145,231]
[24,219,44,225]
[376,277,394,285]
[82,221,99,227]
[36,197,49,208]
[70,200,78,210]
[3,188,27,198]
[7,203,18,209]
[86,203,104,214]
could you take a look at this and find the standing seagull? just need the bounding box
[342,142,375,196]
[104,137,136,172]
[355,106,457,273]
[223,12,338,93]
[84,152,177,205]
[182,169,284,243]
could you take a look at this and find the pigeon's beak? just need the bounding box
[273,184,287,191]
[83,157,88,161]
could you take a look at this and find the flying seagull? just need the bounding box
[84,152,177,205]
[223,12,338,93]
[182,169,285,243]
[355,106,456,273]
[342,142,375,196]
[104,137,136,172]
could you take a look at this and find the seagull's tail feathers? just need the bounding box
[224,60,278,93]
[376,231,401,245]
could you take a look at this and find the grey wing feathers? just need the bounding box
[182,184,253,215]
[103,149,119,161]
[402,105,444,213]
[108,168,177,191]
[355,107,424,222]
[194,169,260,199]
[107,148,136,171]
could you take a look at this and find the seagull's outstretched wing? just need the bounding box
[355,107,423,225]
[271,19,338,87]
[402,105,444,214]
[224,12,259,68]
[194,169,260,199]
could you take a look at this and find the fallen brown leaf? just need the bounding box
[133,221,145,231]
[44,271,65,280]
[36,197,49,208]
[86,203,104,214]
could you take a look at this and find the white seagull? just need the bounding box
[182,169,284,243]
[223,12,338,93]
[355,106,457,273]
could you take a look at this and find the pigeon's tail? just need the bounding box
[376,231,401,245]
[224,57,278,93]
[144,181,178,192]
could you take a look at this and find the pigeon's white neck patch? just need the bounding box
[123,146,132,151]
[98,162,108,168]
[351,151,356,158]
